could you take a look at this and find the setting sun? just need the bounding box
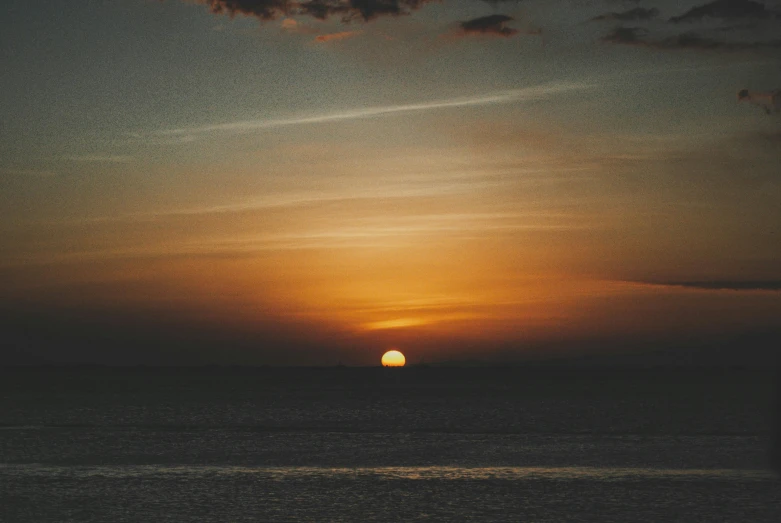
[381,350,406,367]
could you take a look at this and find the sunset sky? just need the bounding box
[2,0,780,365]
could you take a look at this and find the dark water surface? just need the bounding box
[2,367,779,521]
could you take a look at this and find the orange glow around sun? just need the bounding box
[381,350,406,367]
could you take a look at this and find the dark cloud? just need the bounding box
[591,7,659,22]
[669,0,781,24]
[658,31,781,50]
[190,0,436,22]
[195,0,286,20]
[601,25,781,50]
[639,280,781,291]
[297,0,343,19]
[459,14,519,37]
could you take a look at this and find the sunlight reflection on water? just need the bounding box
[1,464,773,481]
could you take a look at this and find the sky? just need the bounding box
[1,0,780,365]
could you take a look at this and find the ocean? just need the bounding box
[2,366,779,521]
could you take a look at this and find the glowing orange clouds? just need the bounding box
[364,318,429,331]
[314,31,362,43]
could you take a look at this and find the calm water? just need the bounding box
[2,367,779,521]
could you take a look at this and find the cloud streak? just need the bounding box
[636,280,781,292]
[153,81,592,137]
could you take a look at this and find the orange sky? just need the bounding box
[2,0,780,365]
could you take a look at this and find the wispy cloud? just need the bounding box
[8,211,595,267]
[152,81,593,138]
[95,179,511,223]
[67,155,134,163]
[167,211,595,252]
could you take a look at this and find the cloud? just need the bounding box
[458,14,519,37]
[669,0,781,24]
[314,30,363,42]
[152,81,592,138]
[657,32,781,50]
[186,0,438,22]
[638,280,781,291]
[190,0,284,20]
[601,25,781,51]
[591,7,659,22]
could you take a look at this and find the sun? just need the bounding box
[381,350,406,367]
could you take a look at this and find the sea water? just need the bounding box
[2,367,779,521]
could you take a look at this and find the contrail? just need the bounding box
[153,81,593,137]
